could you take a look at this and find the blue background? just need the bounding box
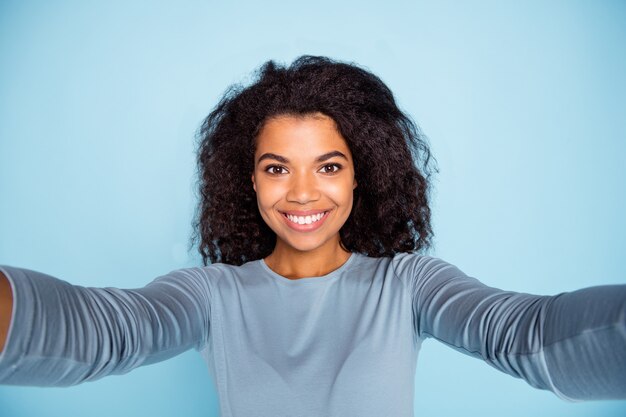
[1,1,625,416]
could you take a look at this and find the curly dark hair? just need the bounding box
[192,56,437,266]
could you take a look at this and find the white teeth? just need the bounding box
[286,212,327,225]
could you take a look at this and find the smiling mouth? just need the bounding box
[282,211,330,225]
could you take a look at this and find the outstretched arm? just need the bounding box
[395,254,626,401]
[0,265,212,386]
[0,271,13,354]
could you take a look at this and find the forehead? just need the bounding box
[255,114,352,158]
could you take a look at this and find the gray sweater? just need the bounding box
[0,252,625,417]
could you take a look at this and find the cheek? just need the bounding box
[255,181,283,209]
[328,179,355,205]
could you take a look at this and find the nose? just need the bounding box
[286,171,321,204]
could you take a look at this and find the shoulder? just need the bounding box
[164,260,253,277]
[387,252,467,287]
[152,261,251,288]
[148,261,258,302]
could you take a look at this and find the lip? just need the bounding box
[279,209,331,232]
[280,209,329,216]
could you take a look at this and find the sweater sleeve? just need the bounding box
[0,265,212,387]
[393,254,626,401]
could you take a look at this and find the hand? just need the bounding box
[0,271,13,353]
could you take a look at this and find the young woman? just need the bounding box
[0,56,625,417]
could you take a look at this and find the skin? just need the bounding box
[0,271,12,353]
[252,113,358,279]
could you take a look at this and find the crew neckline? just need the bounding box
[259,252,360,284]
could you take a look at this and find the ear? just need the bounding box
[353,178,358,189]
[251,174,257,192]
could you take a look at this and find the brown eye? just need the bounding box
[265,165,287,175]
[320,163,342,174]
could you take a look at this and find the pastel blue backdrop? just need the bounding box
[1,1,625,416]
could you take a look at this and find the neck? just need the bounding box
[264,237,352,279]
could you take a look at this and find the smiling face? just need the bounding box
[251,113,357,258]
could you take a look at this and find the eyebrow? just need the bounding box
[257,150,348,164]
